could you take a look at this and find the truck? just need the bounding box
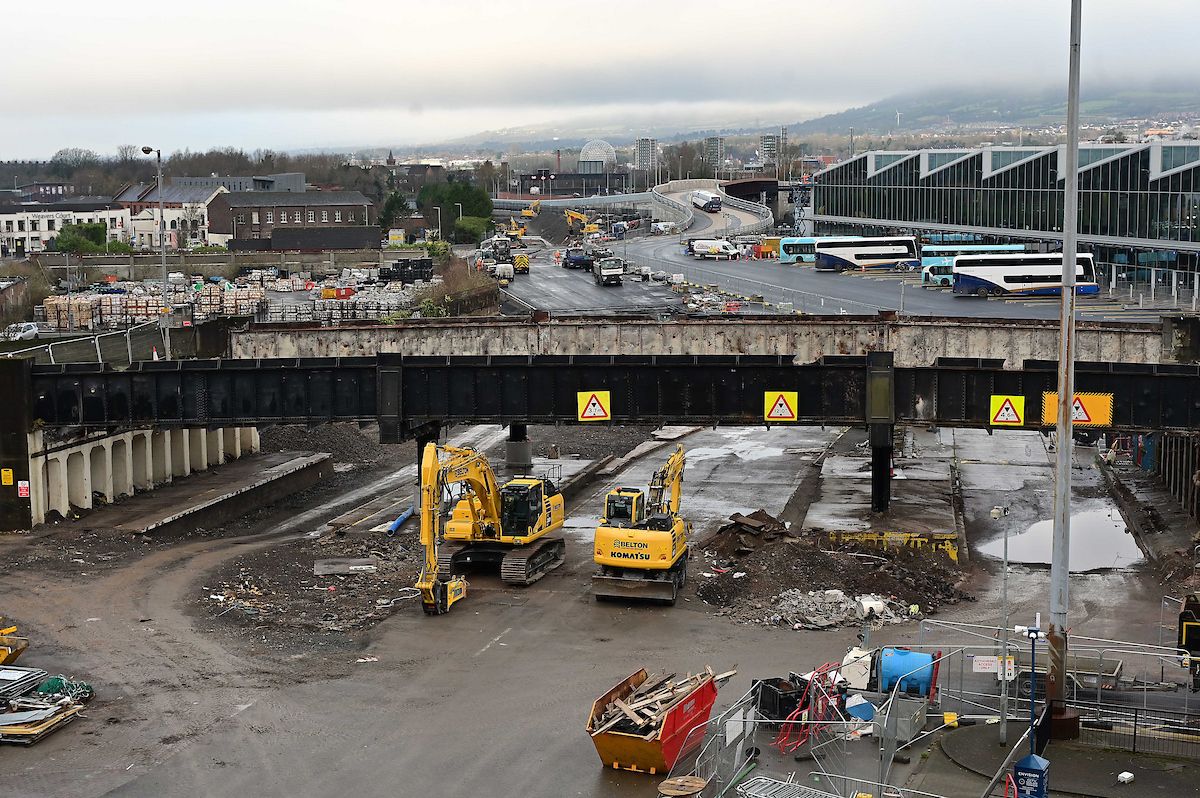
[592,257,624,287]
[563,247,592,270]
[691,239,739,260]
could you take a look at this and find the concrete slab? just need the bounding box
[74,452,331,535]
[803,430,958,538]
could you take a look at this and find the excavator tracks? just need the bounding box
[500,537,566,586]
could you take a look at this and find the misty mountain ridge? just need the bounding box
[320,84,1200,158]
[788,83,1200,135]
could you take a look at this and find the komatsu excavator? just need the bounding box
[415,442,468,615]
[435,445,567,585]
[592,444,691,604]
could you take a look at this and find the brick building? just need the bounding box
[206,191,374,246]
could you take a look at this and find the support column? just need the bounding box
[206,429,224,467]
[132,432,152,490]
[45,453,69,519]
[188,428,208,472]
[170,429,190,478]
[153,429,173,483]
[506,423,533,472]
[870,425,893,512]
[239,427,260,454]
[865,352,895,514]
[222,428,242,460]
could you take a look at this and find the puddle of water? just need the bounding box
[977,508,1143,571]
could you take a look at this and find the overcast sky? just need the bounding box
[4,0,1198,159]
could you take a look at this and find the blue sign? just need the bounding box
[1013,753,1049,798]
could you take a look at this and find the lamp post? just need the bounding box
[548,173,556,200]
[433,206,442,241]
[992,504,1012,745]
[1047,0,1084,735]
[141,146,167,319]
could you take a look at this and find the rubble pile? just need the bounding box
[695,510,971,629]
[204,531,422,633]
[769,589,907,630]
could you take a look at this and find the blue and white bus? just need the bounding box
[920,244,1028,286]
[779,235,861,265]
[691,190,722,213]
[813,236,919,272]
[952,253,1098,297]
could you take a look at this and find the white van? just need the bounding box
[691,240,739,260]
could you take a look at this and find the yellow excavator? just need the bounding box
[435,445,567,585]
[565,209,600,235]
[499,217,527,239]
[520,199,541,218]
[592,444,691,604]
[1,615,29,664]
[415,443,468,615]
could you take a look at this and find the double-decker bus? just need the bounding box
[779,236,862,265]
[920,244,1028,286]
[812,237,919,272]
[952,253,1098,297]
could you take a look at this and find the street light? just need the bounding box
[433,206,442,241]
[548,174,556,200]
[454,202,463,220]
[141,146,167,320]
[991,504,1012,745]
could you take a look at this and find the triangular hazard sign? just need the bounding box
[767,393,796,420]
[992,398,1021,424]
[580,393,609,420]
[1070,397,1091,423]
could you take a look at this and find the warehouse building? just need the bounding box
[812,142,1200,276]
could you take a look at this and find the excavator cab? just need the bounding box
[501,482,543,538]
[602,489,645,528]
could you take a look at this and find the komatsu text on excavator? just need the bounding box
[592,444,691,604]
[435,445,567,586]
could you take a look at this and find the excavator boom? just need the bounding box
[416,443,468,615]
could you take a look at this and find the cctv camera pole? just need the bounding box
[1000,508,1010,745]
[1048,0,1082,740]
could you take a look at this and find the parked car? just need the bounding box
[1,321,50,341]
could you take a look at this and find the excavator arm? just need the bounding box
[416,443,467,615]
[438,445,505,534]
[647,444,686,516]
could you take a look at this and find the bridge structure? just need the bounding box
[6,349,1200,532]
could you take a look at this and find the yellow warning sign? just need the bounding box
[989,395,1025,427]
[577,391,611,422]
[1040,392,1114,427]
[764,391,799,422]
[0,468,11,486]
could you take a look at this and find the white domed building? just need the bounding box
[577,139,617,174]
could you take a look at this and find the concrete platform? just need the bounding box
[803,430,958,538]
[72,451,331,535]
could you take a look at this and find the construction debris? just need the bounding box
[0,672,94,746]
[695,510,971,627]
[589,667,735,737]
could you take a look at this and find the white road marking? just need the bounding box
[474,626,513,657]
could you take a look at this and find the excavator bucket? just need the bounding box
[592,573,678,604]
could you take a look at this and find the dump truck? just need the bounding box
[592,257,624,286]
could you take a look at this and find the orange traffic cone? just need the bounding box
[152,346,160,361]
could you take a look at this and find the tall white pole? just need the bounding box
[157,151,167,319]
[1048,0,1083,732]
[1000,523,1010,745]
